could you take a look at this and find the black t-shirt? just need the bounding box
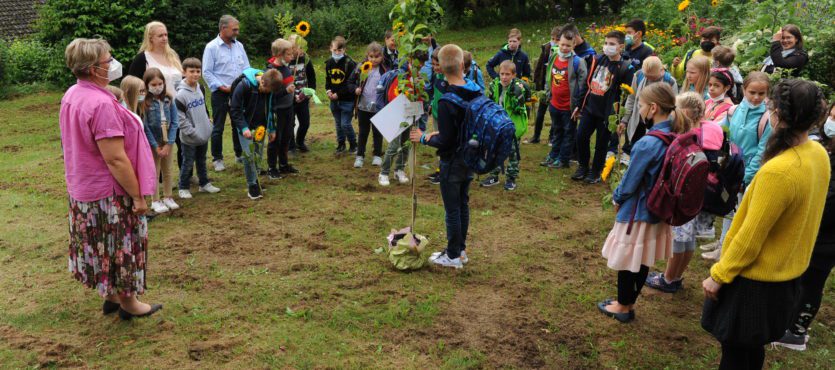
[624,43,654,69]
[583,56,635,119]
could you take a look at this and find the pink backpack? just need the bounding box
[643,130,710,226]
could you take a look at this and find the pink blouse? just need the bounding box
[59,80,157,201]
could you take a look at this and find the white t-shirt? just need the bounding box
[145,51,183,96]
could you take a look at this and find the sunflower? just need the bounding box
[677,0,691,12]
[711,0,719,7]
[620,83,635,95]
[295,21,311,37]
[361,61,373,73]
[601,156,616,182]
[254,126,266,142]
[393,22,406,37]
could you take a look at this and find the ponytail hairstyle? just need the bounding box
[685,56,711,96]
[676,91,706,125]
[762,79,827,162]
[639,82,692,133]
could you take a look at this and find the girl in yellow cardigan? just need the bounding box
[700,80,830,370]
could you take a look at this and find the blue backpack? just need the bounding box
[440,93,516,174]
[375,69,401,109]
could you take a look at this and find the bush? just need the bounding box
[152,0,230,61]
[0,39,68,86]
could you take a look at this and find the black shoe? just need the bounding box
[584,174,602,184]
[297,144,310,153]
[348,143,358,154]
[118,304,163,321]
[280,165,299,174]
[571,167,589,181]
[480,175,500,187]
[268,168,282,180]
[597,300,634,323]
[103,300,120,315]
[428,172,441,185]
[248,184,263,200]
[504,179,517,191]
[540,157,555,167]
[259,169,268,176]
[335,143,346,154]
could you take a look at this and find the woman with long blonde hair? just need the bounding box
[128,21,183,96]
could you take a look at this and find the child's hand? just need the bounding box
[287,84,295,94]
[269,133,277,142]
[159,145,170,157]
[155,147,164,156]
[672,57,682,67]
[243,130,253,139]
[409,128,424,143]
[571,108,580,121]
[617,122,626,135]
[355,87,362,95]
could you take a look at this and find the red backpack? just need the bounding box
[642,130,710,227]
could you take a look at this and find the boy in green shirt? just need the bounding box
[480,60,529,191]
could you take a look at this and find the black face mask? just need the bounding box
[640,107,655,129]
[701,41,716,53]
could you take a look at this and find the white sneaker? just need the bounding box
[702,247,722,261]
[606,151,616,159]
[199,182,221,193]
[213,160,225,172]
[372,156,383,166]
[178,189,193,199]
[378,174,390,186]
[429,250,468,264]
[163,197,180,210]
[353,156,364,168]
[431,254,463,269]
[151,201,169,213]
[700,240,721,251]
[620,153,631,166]
[696,229,716,240]
[394,170,409,184]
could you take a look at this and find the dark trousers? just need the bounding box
[719,344,765,370]
[357,110,383,158]
[530,101,550,142]
[577,113,611,175]
[617,265,649,305]
[178,143,209,189]
[210,90,242,161]
[293,100,311,148]
[268,107,294,169]
[439,155,473,260]
[789,254,834,335]
[546,106,576,162]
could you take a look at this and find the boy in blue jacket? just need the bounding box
[486,28,532,80]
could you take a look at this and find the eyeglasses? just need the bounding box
[96,57,114,66]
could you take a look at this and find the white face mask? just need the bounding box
[824,118,835,138]
[94,58,123,82]
[557,49,574,59]
[603,45,619,57]
[149,86,164,96]
[138,95,145,103]
[331,53,344,61]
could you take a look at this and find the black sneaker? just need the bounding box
[267,168,282,180]
[504,179,517,191]
[773,330,808,351]
[540,157,555,167]
[584,174,602,184]
[480,176,500,187]
[571,167,589,181]
[247,184,263,200]
[280,165,299,174]
[428,172,441,185]
[297,144,310,153]
[546,159,569,169]
[335,143,346,154]
[348,143,358,154]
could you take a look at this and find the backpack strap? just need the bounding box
[683,49,696,68]
[646,130,674,146]
[636,70,645,88]
[758,110,770,140]
[439,91,467,109]
[578,55,600,114]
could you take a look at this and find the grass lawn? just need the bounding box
[0,21,833,369]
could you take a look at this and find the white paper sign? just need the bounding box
[371,94,424,142]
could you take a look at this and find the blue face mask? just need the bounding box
[550,41,557,48]
[331,53,344,62]
[557,50,574,59]
[625,35,634,47]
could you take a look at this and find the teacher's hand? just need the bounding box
[132,196,148,215]
[702,276,722,301]
[772,30,783,42]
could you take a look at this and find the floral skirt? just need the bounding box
[601,221,673,273]
[68,195,147,297]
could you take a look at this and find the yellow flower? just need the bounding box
[678,0,691,11]
[295,21,311,37]
[254,126,266,142]
[361,61,373,73]
[620,83,635,95]
[601,156,616,182]
[711,0,720,6]
[393,22,406,37]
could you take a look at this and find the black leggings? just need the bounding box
[789,255,834,335]
[617,265,649,305]
[293,100,310,148]
[268,107,294,168]
[719,344,764,370]
[357,109,383,158]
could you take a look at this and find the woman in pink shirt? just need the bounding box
[60,38,161,320]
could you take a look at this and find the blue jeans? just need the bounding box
[546,106,575,163]
[237,131,261,186]
[330,100,356,145]
[577,113,611,174]
[178,143,209,189]
[438,155,473,259]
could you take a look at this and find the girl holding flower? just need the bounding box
[348,42,389,168]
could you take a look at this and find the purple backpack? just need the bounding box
[643,131,710,226]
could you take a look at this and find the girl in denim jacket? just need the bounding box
[142,68,179,213]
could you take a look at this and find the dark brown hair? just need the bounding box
[142,67,172,110]
[261,69,283,93]
[700,26,722,41]
[782,24,804,50]
[762,79,827,162]
[182,57,202,71]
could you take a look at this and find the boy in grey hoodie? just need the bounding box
[176,58,220,198]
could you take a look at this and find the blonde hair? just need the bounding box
[639,83,691,134]
[439,44,464,76]
[271,38,293,58]
[106,85,123,101]
[499,60,516,74]
[139,21,183,72]
[676,91,706,123]
[120,76,145,114]
[65,38,111,77]
[641,56,663,75]
[685,56,710,96]
[508,28,522,40]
